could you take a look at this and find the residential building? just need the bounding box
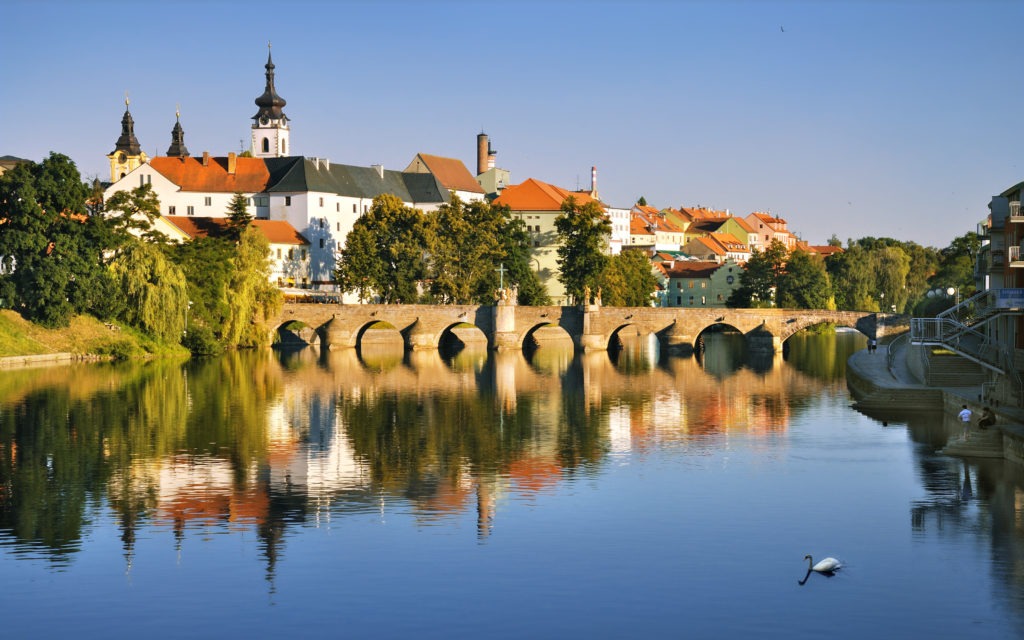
[493,177,606,304]
[404,153,487,203]
[664,260,743,308]
[746,212,797,250]
[681,233,750,264]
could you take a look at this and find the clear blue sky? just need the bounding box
[3,0,1021,249]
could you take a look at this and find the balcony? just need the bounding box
[1011,201,1024,223]
[1010,245,1024,266]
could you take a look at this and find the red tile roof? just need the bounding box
[494,178,603,211]
[163,216,308,245]
[407,153,485,194]
[150,156,271,193]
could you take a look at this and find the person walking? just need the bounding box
[978,406,996,429]
[958,404,973,440]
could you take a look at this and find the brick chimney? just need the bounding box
[202,151,209,166]
[477,132,488,175]
[227,152,237,175]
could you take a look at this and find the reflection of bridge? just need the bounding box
[271,303,908,353]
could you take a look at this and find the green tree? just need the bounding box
[168,236,234,351]
[335,194,428,303]
[0,154,99,326]
[727,240,787,308]
[500,214,550,306]
[102,183,165,247]
[637,196,647,206]
[554,197,611,304]
[110,242,188,341]
[425,196,505,304]
[598,248,658,306]
[226,191,253,240]
[222,225,282,347]
[777,250,833,309]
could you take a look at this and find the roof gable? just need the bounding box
[493,178,602,211]
[162,216,308,245]
[405,153,485,194]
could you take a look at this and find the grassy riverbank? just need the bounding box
[0,310,187,359]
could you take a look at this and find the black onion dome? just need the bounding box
[166,111,189,157]
[253,49,287,121]
[112,103,143,155]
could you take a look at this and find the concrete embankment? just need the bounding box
[847,341,1024,463]
[0,352,99,368]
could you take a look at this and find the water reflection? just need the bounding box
[0,331,1021,621]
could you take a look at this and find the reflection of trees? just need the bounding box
[2,332,862,565]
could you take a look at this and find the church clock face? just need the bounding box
[260,115,269,125]
[118,152,127,163]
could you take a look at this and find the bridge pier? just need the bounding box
[746,324,782,354]
[660,320,695,355]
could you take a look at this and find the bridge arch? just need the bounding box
[522,322,574,351]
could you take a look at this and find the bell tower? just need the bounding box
[251,44,290,158]
[108,94,149,182]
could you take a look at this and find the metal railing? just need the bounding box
[886,332,908,378]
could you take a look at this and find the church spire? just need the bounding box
[166,106,190,158]
[112,94,143,155]
[253,43,287,122]
[251,44,291,158]
[108,93,149,182]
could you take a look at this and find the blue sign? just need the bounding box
[997,288,1024,308]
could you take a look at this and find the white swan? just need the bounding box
[805,554,841,573]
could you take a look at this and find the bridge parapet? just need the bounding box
[271,302,907,353]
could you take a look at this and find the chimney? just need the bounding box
[227,152,237,175]
[591,166,597,196]
[477,132,488,175]
[202,151,209,167]
[371,164,384,179]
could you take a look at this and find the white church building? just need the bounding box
[104,47,485,293]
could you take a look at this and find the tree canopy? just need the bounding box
[554,197,611,304]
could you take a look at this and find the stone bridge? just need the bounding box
[270,302,908,354]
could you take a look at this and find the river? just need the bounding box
[1,330,1023,638]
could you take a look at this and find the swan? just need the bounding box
[805,554,841,573]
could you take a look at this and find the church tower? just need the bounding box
[108,95,149,182]
[251,45,290,158]
[166,107,190,158]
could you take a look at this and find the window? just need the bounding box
[262,138,269,153]
[336,203,340,212]
[276,248,282,258]
[336,222,341,232]
[319,197,324,207]
[282,139,287,154]
[147,175,151,185]
[688,281,694,289]
[675,282,682,290]
[534,240,540,247]
[353,204,357,213]
[139,175,145,188]
[319,238,324,248]
[363,205,368,213]
[717,294,723,302]
[187,205,194,216]
[676,296,681,305]
[288,249,294,260]
[726,275,734,285]
[701,282,707,289]
[285,196,291,206]
[701,296,706,305]
[689,295,694,305]
[168,206,176,215]
[301,250,307,260]
[205,197,212,206]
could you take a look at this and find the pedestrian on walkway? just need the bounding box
[868,338,877,353]
[958,404,973,440]
[978,406,996,429]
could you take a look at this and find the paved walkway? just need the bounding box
[848,339,1024,459]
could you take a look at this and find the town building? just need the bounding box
[492,177,606,305]
[663,260,742,308]
[102,48,481,298]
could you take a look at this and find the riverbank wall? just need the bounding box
[0,352,103,369]
[847,342,1024,464]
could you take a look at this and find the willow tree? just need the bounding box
[222,225,282,347]
[110,242,188,341]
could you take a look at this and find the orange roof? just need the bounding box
[163,216,308,245]
[688,236,726,256]
[630,216,656,236]
[682,206,730,220]
[633,204,661,217]
[809,245,843,256]
[408,153,485,194]
[493,177,603,211]
[750,211,787,226]
[730,217,756,234]
[708,232,748,252]
[150,156,271,193]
